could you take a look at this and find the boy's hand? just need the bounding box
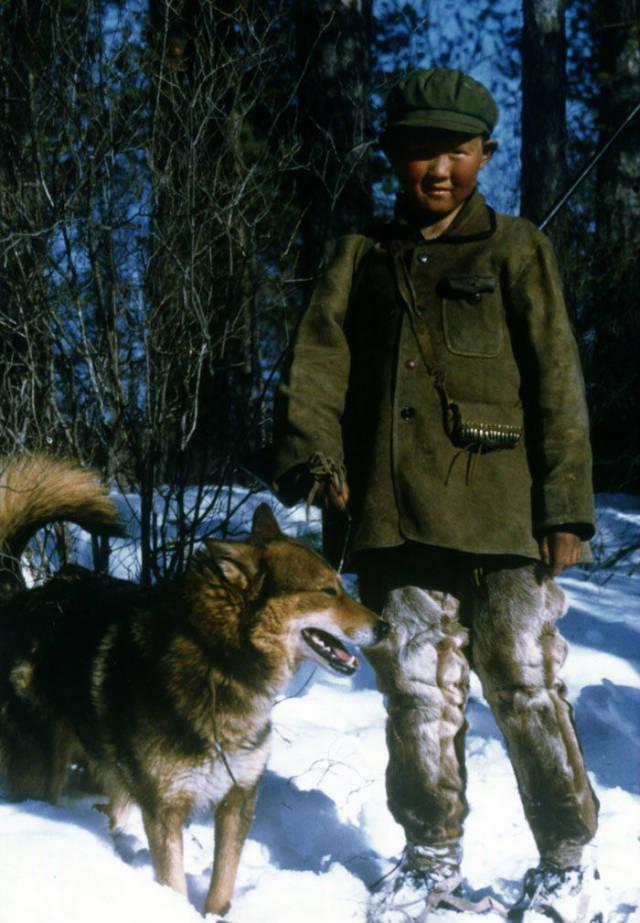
[311,478,350,513]
[539,531,581,576]
[306,453,349,513]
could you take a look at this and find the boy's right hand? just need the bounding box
[306,452,349,513]
[310,478,350,513]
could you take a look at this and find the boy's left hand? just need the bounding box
[539,531,581,576]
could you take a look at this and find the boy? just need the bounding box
[273,68,600,922]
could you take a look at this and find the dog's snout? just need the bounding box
[374,618,390,642]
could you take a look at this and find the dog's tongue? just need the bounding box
[334,647,359,670]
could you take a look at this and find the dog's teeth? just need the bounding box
[304,628,358,673]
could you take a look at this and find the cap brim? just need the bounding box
[384,108,492,137]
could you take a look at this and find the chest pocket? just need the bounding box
[441,273,502,358]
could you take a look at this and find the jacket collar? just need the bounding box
[379,189,496,249]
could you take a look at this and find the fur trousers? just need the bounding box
[358,545,599,868]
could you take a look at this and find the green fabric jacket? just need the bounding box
[273,190,595,558]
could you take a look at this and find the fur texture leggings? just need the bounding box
[358,545,598,868]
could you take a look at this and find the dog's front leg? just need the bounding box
[204,783,258,917]
[142,805,188,896]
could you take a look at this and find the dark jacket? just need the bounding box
[273,190,595,559]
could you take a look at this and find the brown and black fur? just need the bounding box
[0,454,387,917]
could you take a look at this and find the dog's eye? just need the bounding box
[322,586,338,596]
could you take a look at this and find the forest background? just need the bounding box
[0,0,638,582]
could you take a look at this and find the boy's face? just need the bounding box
[389,128,496,220]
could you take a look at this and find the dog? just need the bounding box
[0,454,388,917]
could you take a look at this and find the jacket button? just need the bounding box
[467,291,482,304]
[405,359,417,370]
[417,252,429,264]
[400,406,415,420]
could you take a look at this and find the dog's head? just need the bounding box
[203,504,388,678]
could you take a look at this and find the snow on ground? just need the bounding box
[0,494,638,923]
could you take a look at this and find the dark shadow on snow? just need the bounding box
[247,770,385,886]
[574,680,640,794]
[560,607,640,666]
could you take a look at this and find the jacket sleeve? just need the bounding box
[511,228,595,539]
[272,235,370,494]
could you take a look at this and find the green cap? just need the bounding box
[383,68,499,138]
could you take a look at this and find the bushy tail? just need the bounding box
[0,454,124,564]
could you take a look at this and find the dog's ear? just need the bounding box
[250,504,282,544]
[204,541,263,590]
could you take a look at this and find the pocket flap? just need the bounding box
[444,274,497,296]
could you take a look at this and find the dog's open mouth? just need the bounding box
[301,628,359,676]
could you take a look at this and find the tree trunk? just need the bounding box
[590,0,640,489]
[520,0,568,245]
[294,0,374,280]
[595,0,640,251]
